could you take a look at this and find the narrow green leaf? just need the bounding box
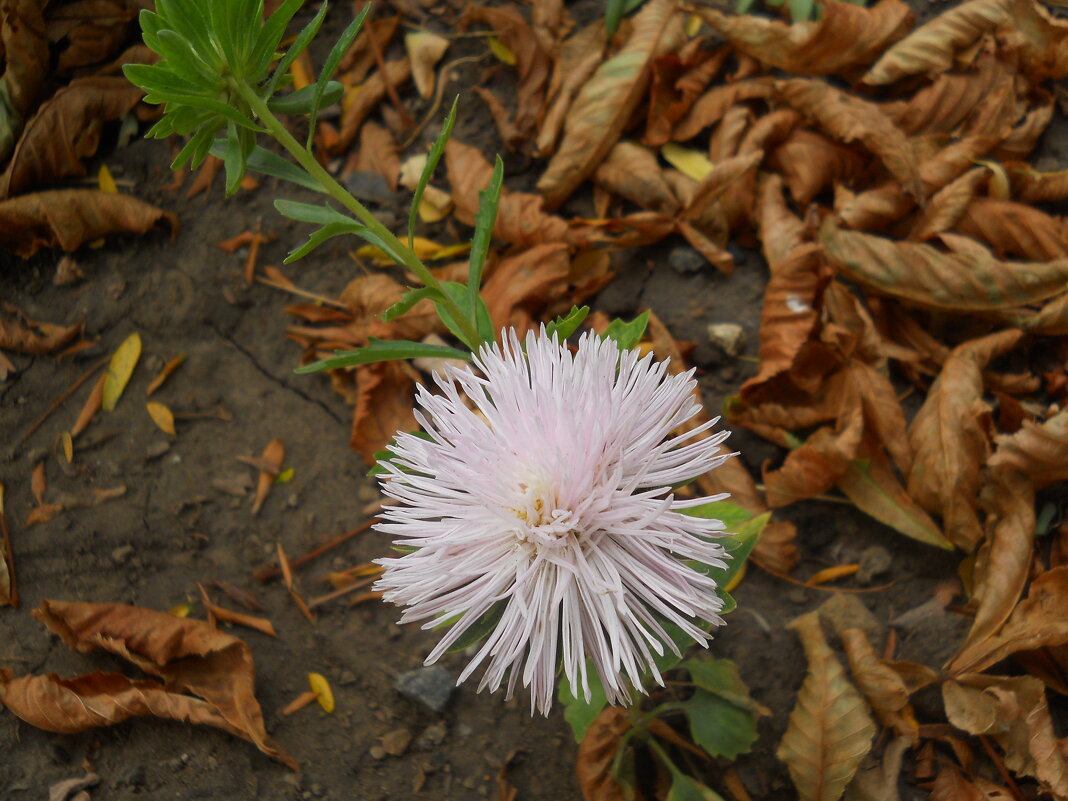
[250,0,303,77]
[221,123,245,196]
[295,338,473,374]
[268,81,343,115]
[437,281,493,349]
[789,0,815,20]
[368,431,434,477]
[467,154,504,309]
[164,93,262,131]
[545,306,589,341]
[217,143,323,192]
[284,221,365,263]
[274,198,352,225]
[605,0,627,35]
[307,2,371,148]
[409,95,458,248]
[602,310,650,350]
[381,287,441,322]
[265,0,329,98]
[735,0,757,12]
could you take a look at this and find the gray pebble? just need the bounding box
[111,545,134,565]
[395,666,455,712]
[668,246,704,274]
[857,545,892,585]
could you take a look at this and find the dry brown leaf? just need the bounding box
[643,40,729,147]
[778,611,876,801]
[353,122,400,192]
[48,0,138,73]
[988,410,1068,487]
[863,0,1021,85]
[955,197,1068,261]
[1011,163,1068,204]
[929,766,1008,801]
[673,78,775,142]
[404,31,448,99]
[576,707,643,801]
[693,0,912,78]
[0,600,295,769]
[821,218,1068,311]
[906,329,1024,551]
[351,361,416,465]
[335,58,410,154]
[70,372,105,438]
[251,439,284,516]
[905,167,988,242]
[594,141,679,214]
[990,90,1055,162]
[0,77,144,199]
[536,20,608,157]
[775,79,922,201]
[767,129,868,207]
[473,87,524,151]
[0,189,177,258]
[944,674,1068,798]
[537,0,684,209]
[839,628,919,743]
[708,105,752,162]
[463,6,551,139]
[763,409,864,508]
[481,244,571,333]
[338,15,400,84]
[0,306,82,354]
[950,566,1068,674]
[0,0,49,163]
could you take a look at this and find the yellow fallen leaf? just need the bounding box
[661,143,714,181]
[418,184,453,223]
[308,672,335,713]
[809,564,860,585]
[168,602,192,617]
[146,354,186,396]
[146,401,176,436]
[88,237,106,249]
[274,466,294,484]
[60,432,73,464]
[487,36,516,65]
[98,164,118,194]
[685,12,702,37]
[406,31,450,98]
[355,237,464,266]
[102,332,142,411]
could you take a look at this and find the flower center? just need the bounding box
[511,483,580,550]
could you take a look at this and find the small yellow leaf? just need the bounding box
[60,432,73,464]
[274,466,294,484]
[417,185,453,223]
[487,36,516,65]
[98,164,118,194]
[308,672,335,713]
[102,332,142,411]
[290,56,313,90]
[88,237,106,249]
[431,243,472,260]
[976,159,1011,200]
[146,401,176,436]
[661,143,714,181]
[809,564,860,586]
[685,12,702,37]
[169,602,192,617]
[355,237,459,266]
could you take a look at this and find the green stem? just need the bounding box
[232,80,482,350]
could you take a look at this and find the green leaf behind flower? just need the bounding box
[295,338,472,374]
[545,306,590,341]
[602,310,650,350]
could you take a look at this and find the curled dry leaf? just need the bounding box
[0,0,48,163]
[593,141,679,215]
[351,361,417,465]
[481,243,571,333]
[537,20,608,157]
[0,77,144,199]
[988,410,1068,488]
[404,31,448,99]
[693,0,912,78]
[955,197,1068,261]
[576,707,642,801]
[0,600,296,769]
[537,0,684,210]
[930,767,1012,801]
[821,218,1068,312]
[905,167,987,242]
[251,439,284,516]
[778,611,876,801]
[767,129,868,207]
[763,409,864,508]
[906,329,1024,551]
[0,189,177,258]
[0,305,82,354]
[943,674,1068,799]
[1011,163,1068,204]
[839,628,919,743]
[949,566,1068,675]
[775,79,922,201]
[353,122,400,192]
[335,58,410,154]
[673,78,775,142]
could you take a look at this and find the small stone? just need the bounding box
[415,722,448,750]
[146,440,171,460]
[856,545,892,585]
[462,777,477,789]
[116,764,146,788]
[787,588,808,605]
[342,172,396,204]
[395,666,455,712]
[111,545,134,565]
[668,245,704,274]
[706,323,746,357]
[338,669,358,686]
[380,728,413,756]
[286,492,300,509]
[457,723,474,738]
[206,757,218,770]
[369,746,387,760]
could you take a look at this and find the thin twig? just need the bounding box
[978,736,1026,801]
[252,520,374,582]
[256,275,350,309]
[20,356,109,443]
[750,556,897,594]
[308,575,377,608]
[399,55,485,149]
[365,19,411,126]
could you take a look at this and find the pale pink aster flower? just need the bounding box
[373,328,733,715]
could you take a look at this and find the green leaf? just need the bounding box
[437,281,494,347]
[368,431,434,478]
[468,154,504,309]
[285,221,365,262]
[307,2,371,147]
[686,511,769,599]
[409,95,458,248]
[681,500,759,529]
[274,198,352,225]
[558,661,608,742]
[240,144,324,192]
[605,0,627,35]
[735,0,757,12]
[165,92,262,131]
[545,306,589,341]
[665,771,727,801]
[265,0,329,98]
[250,0,303,77]
[679,658,760,759]
[602,310,650,350]
[381,287,441,322]
[295,338,473,374]
[268,81,343,115]
[221,123,245,196]
[442,601,508,652]
[789,0,815,20]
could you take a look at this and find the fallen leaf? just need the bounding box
[0,305,82,354]
[482,244,572,332]
[0,189,177,257]
[673,78,776,142]
[775,78,922,201]
[102,331,141,411]
[778,611,876,801]
[0,600,296,769]
[643,40,729,147]
[906,329,1024,550]
[48,772,99,801]
[0,77,143,199]
[537,0,684,209]
[595,141,679,214]
[767,129,869,207]
[988,410,1068,487]
[840,628,919,743]
[660,142,712,181]
[821,218,1068,311]
[929,766,1011,801]
[49,0,138,73]
[146,401,175,436]
[905,167,988,242]
[145,354,186,397]
[251,439,284,516]
[536,20,608,157]
[763,409,865,508]
[0,0,49,163]
[307,673,334,713]
[404,31,448,99]
[338,14,401,84]
[0,481,15,607]
[351,361,417,465]
[576,707,642,801]
[335,58,410,154]
[846,737,910,801]
[69,372,105,438]
[955,197,1068,261]
[1011,163,1068,204]
[281,690,318,716]
[693,0,912,78]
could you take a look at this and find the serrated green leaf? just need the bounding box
[602,310,650,350]
[307,3,370,147]
[545,306,589,342]
[296,338,473,374]
[467,155,504,309]
[409,95,458,248]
